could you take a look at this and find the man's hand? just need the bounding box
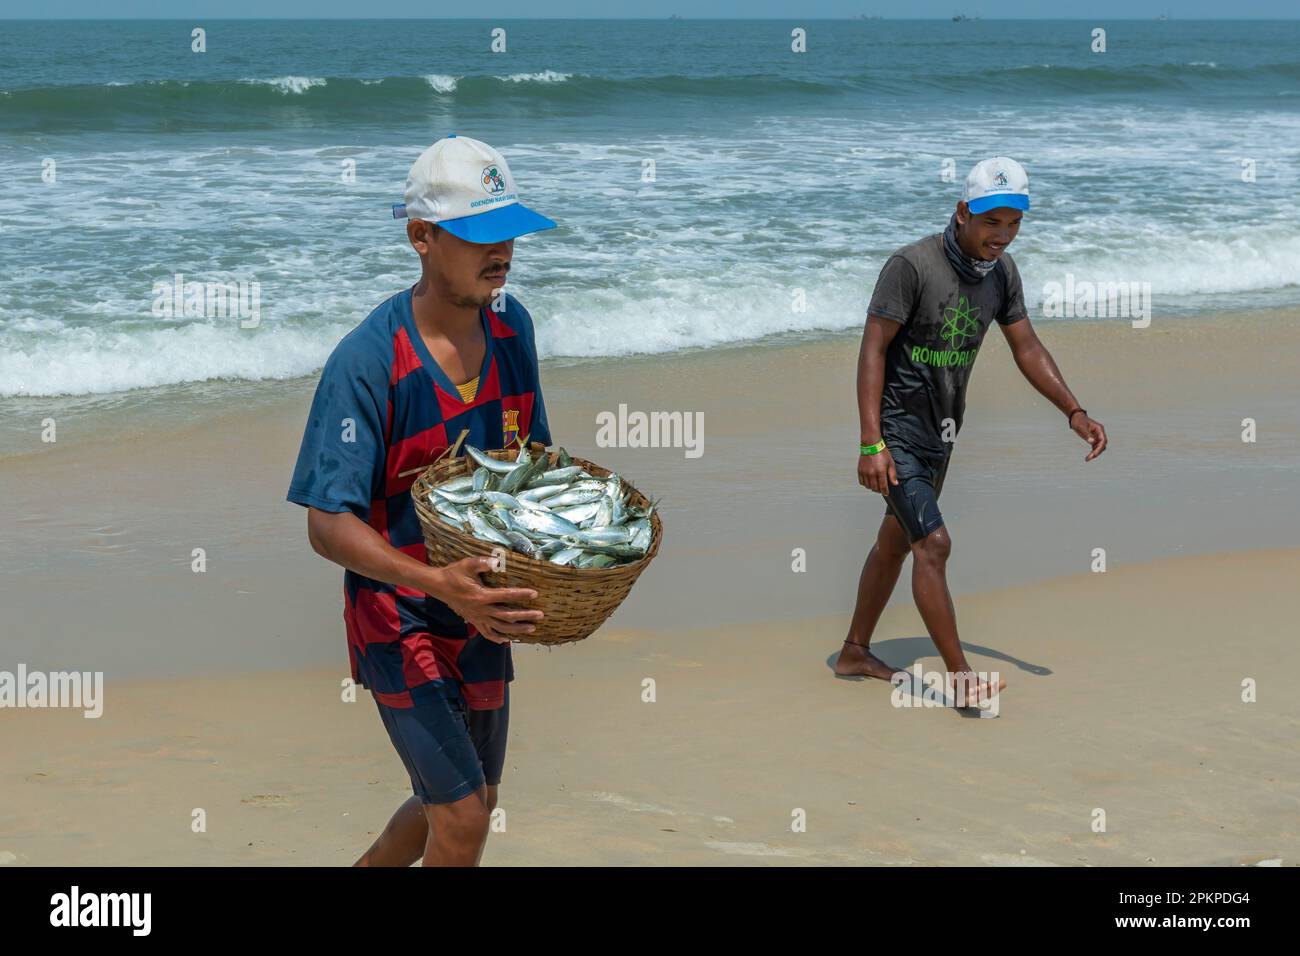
[431,556,544,645]
[1072,413,1108,461]
[858,447,898,496]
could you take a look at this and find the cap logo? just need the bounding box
[993,169,1009,187]
[481,165,507,196]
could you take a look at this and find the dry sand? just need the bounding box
[2,309,1298,865]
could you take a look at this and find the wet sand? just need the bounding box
[1,308,1298,864]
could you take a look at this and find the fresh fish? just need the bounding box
[534,465,585,484]
[430,496,468,529]
[480,490,524,510]
[553,502,601,525]
[429,449,655,567]
[504,531,537,556]
[432,487,482,506]
[628,518,652,551]
[500,456,546,495]
[574,526,634,546]
[465,445,517,474]
[508,508,583,538]
[589,497,614,529]
[517,485,564,504]
[441,475,475,492]
[468,509,511,546]
[543,488,607,508]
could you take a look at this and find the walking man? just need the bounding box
[835,157,1108,706]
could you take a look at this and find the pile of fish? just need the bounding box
[426,444,655,569]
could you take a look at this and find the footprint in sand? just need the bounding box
[241,794,292,808]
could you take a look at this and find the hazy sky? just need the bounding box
[6,1,1298,19]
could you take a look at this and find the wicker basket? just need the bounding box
[411,439,663,646]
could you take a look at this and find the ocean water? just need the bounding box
[2,18,1299,400]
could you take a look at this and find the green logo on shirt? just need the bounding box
[911,344,979,368]
[940,295,981,349]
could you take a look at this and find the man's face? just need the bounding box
[956,202,1023,259]
[409,220,512,307]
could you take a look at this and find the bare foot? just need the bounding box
[949,671,1007,708]
[835,641,902,680]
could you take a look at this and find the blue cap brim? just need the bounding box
[438,203,557,244]
[967,193,1030,215]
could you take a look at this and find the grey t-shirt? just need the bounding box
[868,233,1028,459]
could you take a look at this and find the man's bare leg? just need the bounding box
[353,795,428,867]
[835,514,911,680]
[421,786,492,867]
[909,525,1006,706]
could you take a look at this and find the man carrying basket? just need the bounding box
[287,135,556,866]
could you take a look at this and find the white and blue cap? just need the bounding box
[392,134,556,244]
[962,156,1030,214]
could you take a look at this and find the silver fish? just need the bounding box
[432,487,482,506]
[589,497,614,529]
[468,509,511,546]
[543,488,607,508]
[500,456,546,495]
[480,490,524,510]
[441,475,475,492]
[554,502,601,525]
[508,508,583,538]
[556,448,573,468]
[430,496,468,528]
[549,547,584,566]
[534,465,585,484]
[472,467,490,492]
[628,518,652,551]
[504,531,537,555]
[517,485,564,504]
[576,552,617,569]
[575,526,634,546]
[465,445,517,474]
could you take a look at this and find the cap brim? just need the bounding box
[967,193,1030,215]
[437,203,557,244]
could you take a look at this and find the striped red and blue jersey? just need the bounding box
[287,287,551,710]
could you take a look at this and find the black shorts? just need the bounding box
[373,682,510,805]
[882,444,951,543]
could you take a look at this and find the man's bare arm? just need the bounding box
[856,315,903,493]
[306,507,542,642]
[1000,317,1108,461]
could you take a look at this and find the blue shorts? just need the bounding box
[883,444,951,543]
[373,683,510,806]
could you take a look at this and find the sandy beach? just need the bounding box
[2,309,1299,865]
